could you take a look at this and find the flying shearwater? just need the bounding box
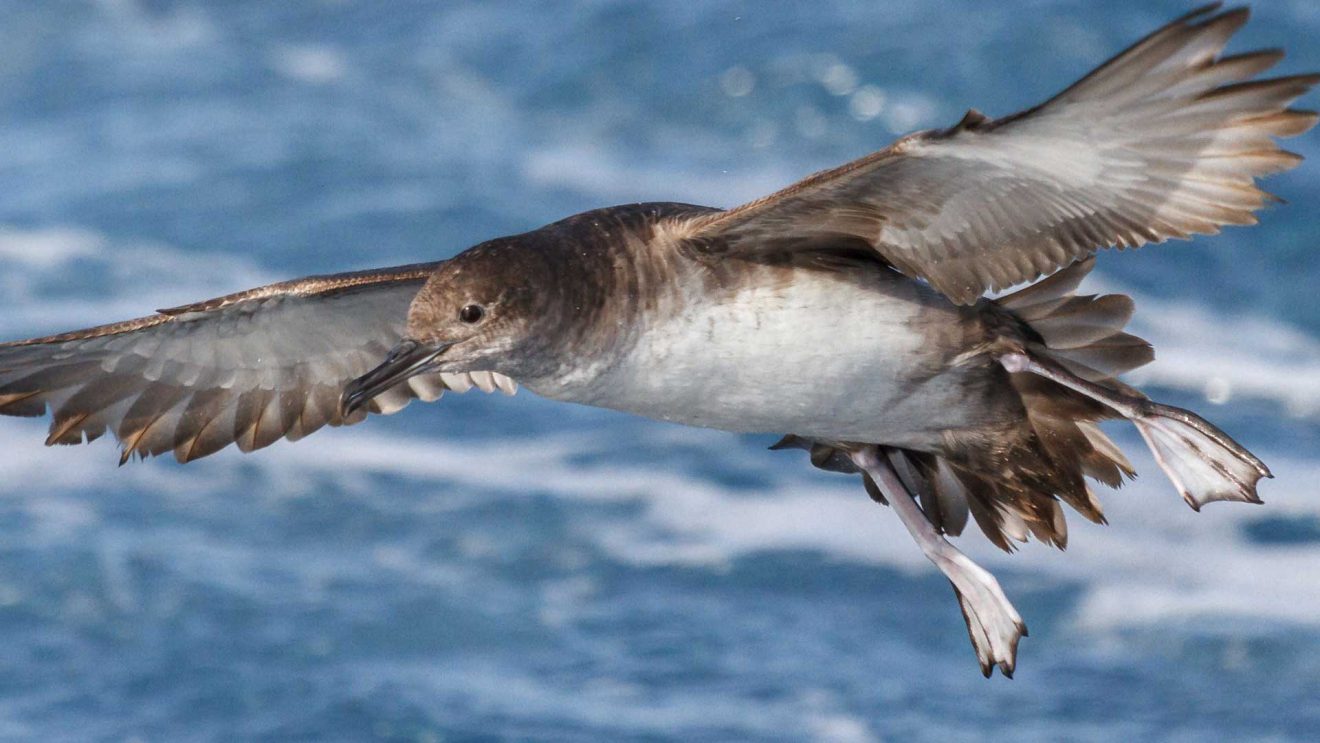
[0,5,1314,677]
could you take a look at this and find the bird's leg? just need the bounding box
[999,352,1271,510]
[850,446,1026,678]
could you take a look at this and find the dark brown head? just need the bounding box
[340,238,559,416]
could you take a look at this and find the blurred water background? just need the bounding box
[0,1,1319,740]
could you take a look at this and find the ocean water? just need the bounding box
[0,1,1318,740]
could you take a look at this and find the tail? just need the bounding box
[924,256,1266,550]
[878,258,1152,552]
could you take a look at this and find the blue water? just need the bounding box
[1,1,1319,740]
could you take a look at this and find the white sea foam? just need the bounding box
[343,655,886,742]
[269,44,349,85]
[0,226,103,268]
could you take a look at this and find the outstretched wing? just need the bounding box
[682,5,1318,303]
[0,263,516,463]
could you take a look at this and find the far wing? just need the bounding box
[682,6,1318,303]
[0,262,516,463]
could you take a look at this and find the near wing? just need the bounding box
[683,5,1319,303]
[0,263,516,464]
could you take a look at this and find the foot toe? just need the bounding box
[950,574,1026,679]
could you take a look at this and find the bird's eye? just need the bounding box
[459,304,485,324]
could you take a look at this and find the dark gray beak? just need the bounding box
[340,338,452,417]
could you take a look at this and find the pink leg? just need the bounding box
[851,447,1027,678]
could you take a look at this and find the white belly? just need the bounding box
[529,265,998,447]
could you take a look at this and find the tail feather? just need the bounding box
[1076,420,1136,488]
[877,449,976,540]
[928,457,972,537]
[1027,295,1135,349]
[999,258,1154,375]
[948,466,1070,552]
[997,264,1091,319]
[1049,332,1154,381]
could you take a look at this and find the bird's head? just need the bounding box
[340,240,550,416]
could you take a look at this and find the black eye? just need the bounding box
[459,304,485,324]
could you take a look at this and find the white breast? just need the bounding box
[529,264,996,448]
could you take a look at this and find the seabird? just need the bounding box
[0,5,1314,677]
